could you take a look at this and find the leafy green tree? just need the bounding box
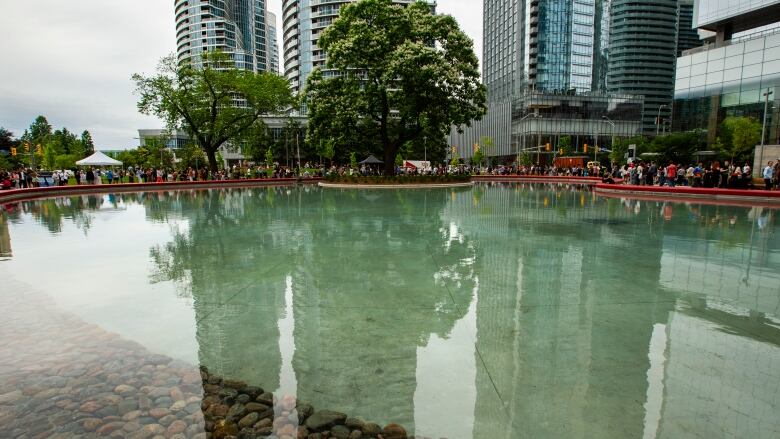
[395,152,404,167]
[518,151,533,166]
[317,139,336,166]
[648,132,702,165]
[81,130,95,155]
[176,143,208,170]
[558,136,572,156]
[472,147,484,167]
[240,121,274,163]
[610,136,648,165]
[306,0,486,174]
[718,116,761,163]
[0,127,16,152]
[350,152,358,170]
[265,147,274,168]
[29,116,52,148]
[42,144,57,169]
[133,51,292,171]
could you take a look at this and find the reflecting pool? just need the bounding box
[1,183,779,438]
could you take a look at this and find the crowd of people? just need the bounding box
[3,157,780,191]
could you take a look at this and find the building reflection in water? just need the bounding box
[63,184,779,438]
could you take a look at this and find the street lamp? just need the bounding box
[656,104,669,136]
[601,116,615,162]
[760,88,774,167]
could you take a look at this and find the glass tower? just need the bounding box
[175,0,271,72]
[607,0,679,134]
[267,11,280,74]
[483,0,611,102]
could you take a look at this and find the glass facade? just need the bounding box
[673,31,780,145]
[695,0,780,28]
[607,0,679,134]
[267,12,279,73]
[175,0,271,72]
[483,0,610,101]
[678,0,701,56]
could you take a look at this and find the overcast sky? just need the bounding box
[0,1,482,150]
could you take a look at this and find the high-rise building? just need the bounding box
[267,12,280,74]
[673,0,780,162]
[282,0,424,94]
[677,0,700,56]
[175,0,271,72]
[482,0,611,102]
[454,0,646,161]
[607,0,680,134]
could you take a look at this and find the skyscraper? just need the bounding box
[677,0,700,56]
[282,0,424,94]
[607,0,679,134]
[175,0,271,72]
[482,0,611,102]
[267,12,280,74]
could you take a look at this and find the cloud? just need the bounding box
[0,0,482,150]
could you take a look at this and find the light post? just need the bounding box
[601,115,615,163]
[760,88,774,167]
[656,104,669,136]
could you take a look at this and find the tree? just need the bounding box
[472,145,484,167]
[558,136,572,156]
[350,152,358,170]
[240,121,274,163]
[718,116,761,163]
[133,51,292,171]
[0,127,15,152]
[306,0,486,174]
[81,130,95,155]
[29,116,52,148]
[317,139,336,166]
[176,143,208,170]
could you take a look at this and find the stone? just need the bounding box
[123,410,143,421]
[237,393,251,404]
[227,402,247,420]
[169,387,185,402]
[244,386,263,398]
[158,414,177,427]
[361,423,381,436]
[166,420,187,436]
[296,403,314,424]
[348,430,362,439]
[381,423,407,439]
[169,400,187,412]
[296,426,310,439]
[149,408,171,419]
[207,403,230,418]
[256,392,274,406]
[304,410,347,432]
[239,412,260,428]
[82,418,103,431]
[330,425,351,439]
[254,418,273,429]
[114,384,136,395]
[123,421,142,432]
[278,423,296,437]
[258,408,275,421]
[223,379,247,390]
[96,421,125,435]
[212,420,239,439]
[79,401,102,413]
[345,418,364,431]
[246,402,270,413]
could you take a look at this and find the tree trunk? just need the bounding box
[206,148,218,173]
[380,90,395,175]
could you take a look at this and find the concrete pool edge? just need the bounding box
[595,183,780,208]
[0,178,322,204]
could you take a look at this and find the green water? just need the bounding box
[1,183,779,438]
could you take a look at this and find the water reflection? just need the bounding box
[1,184,779,438]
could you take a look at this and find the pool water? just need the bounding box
[1,183,779,438]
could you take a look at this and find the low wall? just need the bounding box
[0,178,321,204]
[472,175,602,185]
[595,183,780,208]
[318,181,473,189]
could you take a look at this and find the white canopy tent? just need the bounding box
[76,151,123,166]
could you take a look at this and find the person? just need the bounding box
[666,162,677,187]
[86,168,95,185]
[763,161,774,190]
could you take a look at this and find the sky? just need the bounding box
[0,0,482,150]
